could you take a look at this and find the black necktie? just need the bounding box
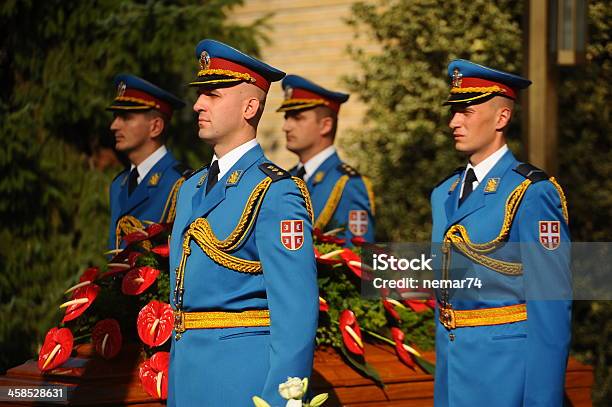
[206,160,220,194]
[128,167,139,196]
[459,168,477,206]
[296,166,306,180]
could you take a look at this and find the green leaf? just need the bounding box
[339,345,385,388]
[414,354,436,375]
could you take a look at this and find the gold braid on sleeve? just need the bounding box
[160,177,186,224]
[549,177,569,224]
[314,175,349,230]
[443,179,532,276]
[291,176,314,223]
[362,176,376,216]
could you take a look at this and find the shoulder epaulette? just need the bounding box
[513,163,549,183]
[435,166,465,188]
[174,163,193,178]
[112,168,129,182]
[337,163,360,177]
[185,164,209,181]
[259,163,291,182]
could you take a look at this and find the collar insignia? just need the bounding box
[226,170,243,186]
[313,171,325,184]
[448,177,460,193]
[197,172,208,188]
[148,173,161,186]
[484,177,500,193]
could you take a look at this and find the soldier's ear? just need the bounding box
[495,106,513,131]
[243,96,261,121]
[149,115,165,139]
[318,116,334,137]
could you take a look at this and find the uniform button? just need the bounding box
[449,333,455,341]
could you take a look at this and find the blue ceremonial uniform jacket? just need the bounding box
[168,144,318,407]
[430,150,572,407]
[291,152,375,245]
[108,151,186,249]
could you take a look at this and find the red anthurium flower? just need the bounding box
[137,301,174,347]
[351,236,366,246]
[340,248,373,280]
[144,223,168,240]
[319,297,329,312]
[65,267,100,295]
[404,300,431,313]
[80,267,99,282]
[313,228,346,245]
[92,319,122,359]
[139,351,170,400]
[61,284,100,323]
[38,327,73,371]
[382,299,401,321]
[391,327,416,368]
[122,230,149,245]
[314,247,344,266]
[121,266,160,295]
[339,310,364,355]
[151,244,169,258]
[128,251,142,267]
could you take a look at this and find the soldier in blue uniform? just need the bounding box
[430,60,572,406]
[107,74,190,249]
[168,40,318,406]
[277,75,375,244]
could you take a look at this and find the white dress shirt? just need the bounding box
[210,138,259,181]
[297,145,336,183]
[460,144,509,198]
[130,145,168,184]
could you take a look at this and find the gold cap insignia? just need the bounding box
[284,86,293,100]
[313,171,325,184]
[451,68,463,88]
[148,173,161,186]
[199,51,211,70]
[117,81,127,97]
[484,177,500,193]
[449,177,460,193]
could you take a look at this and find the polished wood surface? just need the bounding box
[0,343,593,406]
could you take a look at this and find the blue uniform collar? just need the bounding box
[187,144,265,227]
[445,149,518,229]
[307,152,342,189]
[120,151,177,216]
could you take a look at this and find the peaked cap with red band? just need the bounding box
[188,39,285,92]
[107,74,185,118]
[277,74,349,113]
[444,59,531,106]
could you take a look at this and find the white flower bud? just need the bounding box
[278,377,305,400]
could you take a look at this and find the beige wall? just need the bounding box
[231,0,377,168]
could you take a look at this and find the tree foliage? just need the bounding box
[0,0,264,372]
[344,0,523,242]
